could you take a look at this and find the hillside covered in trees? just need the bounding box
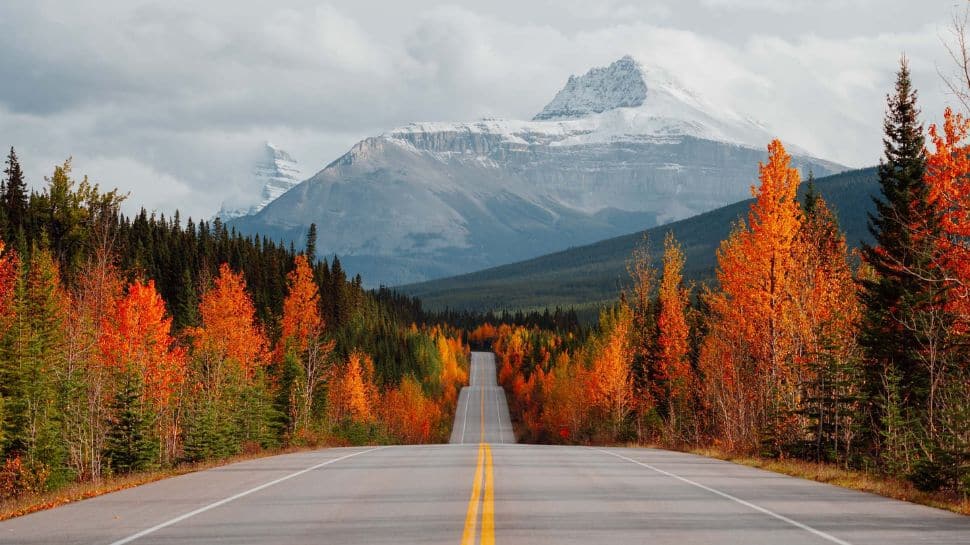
[0,154,469,499]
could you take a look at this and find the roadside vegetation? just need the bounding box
[0,157,469,507]
[475,60,969,513]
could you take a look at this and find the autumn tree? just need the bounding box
[100,280,187,466]
[185,264,272,460]
[656,232,693,440]
[327,350,377,426]
[586,303,635,441]
[61,244,123,482]
[277,254,333,437]
[700,139,804,452]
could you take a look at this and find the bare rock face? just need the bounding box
[533,55,647,120]
[230,56,846,287]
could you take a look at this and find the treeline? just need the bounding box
[479,62,969,495]
[0,156,468,499]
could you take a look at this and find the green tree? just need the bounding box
[2,147,28,242]
[104,376,158,474]
[860,57,951,470]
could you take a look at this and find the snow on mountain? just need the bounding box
[217,142,303,220]
[229,56,846,287]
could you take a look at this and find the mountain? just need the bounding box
[397,168,879,314]
[217,142,303,220]
[229,56,846,286]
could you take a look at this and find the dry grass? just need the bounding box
[687,446,969,516]
[0,444,329,522]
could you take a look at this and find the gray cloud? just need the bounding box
[0,0,958,219]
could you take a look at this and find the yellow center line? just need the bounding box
[461,443,485,545]
[461,357,496,545]
[482,443,495,545]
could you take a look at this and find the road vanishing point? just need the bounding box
[1,352,967,544]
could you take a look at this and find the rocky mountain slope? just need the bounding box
[230,56,845,286]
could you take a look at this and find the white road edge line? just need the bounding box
[108,446,385,545]
[460,386,470,443]
[594,448,853,545]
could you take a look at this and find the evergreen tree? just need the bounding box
[305,223,317,260]
[104,377,158,474]
[860,57,947,464]
[2,147,28,242]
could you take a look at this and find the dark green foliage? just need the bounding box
[305,223,317,260]
[2,147,28,243]
[104,377,158,474]
[859,59,956,476]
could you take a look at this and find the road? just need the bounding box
[1,352,966,544]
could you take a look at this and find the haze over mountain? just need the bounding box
[217,142,303,220]
[229,56,845,286]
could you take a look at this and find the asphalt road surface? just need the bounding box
[1,352,967,544]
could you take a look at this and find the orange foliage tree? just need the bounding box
[277,255,334,435]
[100,280,187,463]
[381,376,442,444]
[701,140,805,451]
[192,263,268,397]
[586,303,635,440]
[327,350,377,426]
[926,107,970,328]
[656,232,693,437]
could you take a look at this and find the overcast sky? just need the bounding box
[0,0,963,219]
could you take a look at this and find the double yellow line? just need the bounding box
[461,381,495,545]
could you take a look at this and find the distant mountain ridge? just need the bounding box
[397,168,879,314]
[229,56,846,286]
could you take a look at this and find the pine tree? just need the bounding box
[305,223,317,261]
[2,148,28,242]
[104,376,157,474]
[860,57,946,464]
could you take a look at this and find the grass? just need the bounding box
[687,446,970,516]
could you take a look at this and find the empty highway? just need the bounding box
[0,352,966,544]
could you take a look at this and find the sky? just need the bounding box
[0,0,963,219]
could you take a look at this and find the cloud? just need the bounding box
[0,0,957,219]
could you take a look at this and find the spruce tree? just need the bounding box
[2,147,28,242]
[305,223,317,261]
[104,377,158,474]
[860,57,946,465]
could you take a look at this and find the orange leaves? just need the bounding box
[192,263,267,382]
[381,376,442,444]
[328,350,377,424]
[278,254,322,356]
[926,107,970,323]
[657,233,692,402]
[99,280,186,409]
[0,241,18,333]
[710,140,804,378]
[586,304,635,433]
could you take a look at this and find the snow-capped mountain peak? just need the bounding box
[534,55,647,120]
[229,56,845,287]
[217,142,303,220]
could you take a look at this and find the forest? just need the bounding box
[474,62,969,496]
[0,152,469,499]
[0,58,966,508]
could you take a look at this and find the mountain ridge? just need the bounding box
[228,56,846,286]
[396,167,879,314]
